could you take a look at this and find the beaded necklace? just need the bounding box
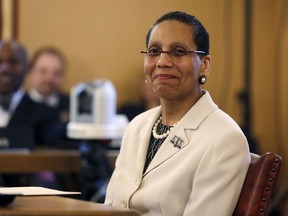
[152,116,178,139]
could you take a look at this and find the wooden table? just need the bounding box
[0,149,81,173]
[0,149,118,173]
[0,149,119,192]
[0,196,138,215]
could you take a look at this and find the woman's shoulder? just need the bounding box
[213,108,241,128]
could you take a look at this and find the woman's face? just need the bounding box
[144,20,210,101]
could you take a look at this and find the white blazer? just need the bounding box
[105,91,250,216]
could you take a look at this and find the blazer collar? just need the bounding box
[180,90,218,130]
[143,90,218,175]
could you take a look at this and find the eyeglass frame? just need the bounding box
[140,48,207,63]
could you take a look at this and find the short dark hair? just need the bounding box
[0,40,29,64]
[145,11,209,55]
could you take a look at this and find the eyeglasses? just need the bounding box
[140,48,206,63]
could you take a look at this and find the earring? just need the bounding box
[145,79,148,84]
[198,75,207,85]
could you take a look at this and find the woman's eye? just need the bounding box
[148,48,161,56]
[172,49,187,57]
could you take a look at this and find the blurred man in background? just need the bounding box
[27,47,72,148]
[0,41,57,151]
[26,46,78,189]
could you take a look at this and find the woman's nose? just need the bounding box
[156,52,174,67]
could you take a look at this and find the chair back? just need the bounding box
[233,152,282,216]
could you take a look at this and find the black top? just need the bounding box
[143,123,172,173]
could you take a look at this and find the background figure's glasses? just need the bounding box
[140,48,206,63]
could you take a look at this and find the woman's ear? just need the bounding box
[201,55,211,77]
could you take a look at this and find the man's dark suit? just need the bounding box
[57,93,70,115]
[0,93,58,150]
[34,92,79,149]
[0,93,60,187]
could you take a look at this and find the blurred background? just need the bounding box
[1,0,287,207]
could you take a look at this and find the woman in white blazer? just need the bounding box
[105,11,251,216]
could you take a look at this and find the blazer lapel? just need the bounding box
[143,124,189,175]
[144,91,218,175]
[136,107,162,175]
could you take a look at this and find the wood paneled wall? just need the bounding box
[17,0,287,185]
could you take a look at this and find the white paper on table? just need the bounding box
[0,186,81,196]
